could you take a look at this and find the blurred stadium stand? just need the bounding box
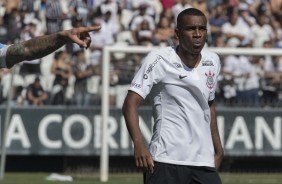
[1,0,282,175]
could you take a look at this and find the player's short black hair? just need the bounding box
[176,8,206,28]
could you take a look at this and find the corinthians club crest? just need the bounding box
[205,71,215,89]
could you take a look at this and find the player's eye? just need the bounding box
[199,27,207,31]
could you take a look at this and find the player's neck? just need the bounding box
[176,46,202,69]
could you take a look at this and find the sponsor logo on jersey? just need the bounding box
[205,71,215,89]
[130,82,141,89]
[202,60,214,66]
[179,75,187,79]
[143,56,161,79]
[173,63,182,68]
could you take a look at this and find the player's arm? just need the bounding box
[122,91,154,174]
[209,100,224,170]
[5,26,101,68]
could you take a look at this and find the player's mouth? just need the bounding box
[193,42,202,48]
[192,39,202,45]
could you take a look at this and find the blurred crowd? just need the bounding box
[0,0,281,108]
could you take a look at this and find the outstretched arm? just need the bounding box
[6,26,100,68]
[209,100,224,170]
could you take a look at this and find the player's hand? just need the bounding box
[214,153,223,170]
[62,26,101,49]
[134,143,154,174]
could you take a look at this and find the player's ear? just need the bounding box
[175,28,179,40]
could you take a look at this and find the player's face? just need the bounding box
[176,15,207,55]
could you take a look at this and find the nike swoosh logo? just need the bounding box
[179,75,187,79]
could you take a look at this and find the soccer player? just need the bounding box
[0,25,101,69]
[122,8,223,184]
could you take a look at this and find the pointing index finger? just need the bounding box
[84,26,101,32]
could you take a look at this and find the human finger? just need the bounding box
[141,156,149,172]
[69,26,100,48]
[84,36,91,49]
[80,25,101,33]
[148,157,154,174]
[135,157,140,168]
[69,33,88,48]
[78,32,91,49]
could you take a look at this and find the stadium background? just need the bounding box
[0,0,282,183]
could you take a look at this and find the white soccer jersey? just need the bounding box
[0,43,8,68]
[129,46,221,167]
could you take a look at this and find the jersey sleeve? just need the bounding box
[129,50,166,99]
[0,44,8,68]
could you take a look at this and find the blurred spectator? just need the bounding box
[247,0,262,17]
[136,19,154,46]
[12,85,26,106]
[115,54,142,107]
[152,16,175,46]
[238,2,256,28]
[45,0,66,34]
[3,8,23,43]
[272,19,282,48]
[26,76,48,106]
[97,0,121,32]
[69,0,89,26]
[243,54,263,106]
[221,6,251,48]
[19,22,44,75]
[214,34,226,47]
[92,0,104,9]
[130,4,155,44]
[209,3,228,46]
[21,0,35,13]
[256,2,272,17]
[192,0,209,18]
[207,0,224,10]
[98,11,119,41]
[228,0,239,7]
[160,0,176,10]
[0,69,12,105]
[222,45,260,106]
[261,41,282,107]
[132,0,157,18]
[89,11,116,66]
[270,0,282,20]
[36,0,47,33]
[96,59,119,107]
[171,0,193,24]
[116,54,142,85]
[50,51,73,105]
[21,0,40,21]
[108,63,119,106]
[72,50,99,106]
[159,8,175,28]
[0,16,9,44]
[220,76,237,106]
[0,0,281,108]
[251,13,275,48]
[5,0,21,14]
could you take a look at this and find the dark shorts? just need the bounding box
[144,162,222,184]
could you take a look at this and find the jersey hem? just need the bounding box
[153,157,215,168]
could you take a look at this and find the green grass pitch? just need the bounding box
[1,172,282,184]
